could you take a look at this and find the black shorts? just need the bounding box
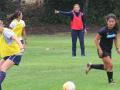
[21,40,24,44]
[97,49,111,58]
[3,55,22,65]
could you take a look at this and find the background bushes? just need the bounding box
[1,0,120,27]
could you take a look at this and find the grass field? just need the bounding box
[3,33,120,90]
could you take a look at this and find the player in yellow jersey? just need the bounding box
[0,20,24,90]
[9,10,27,45]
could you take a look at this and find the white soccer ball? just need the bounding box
[46,48,50,51]
[63,81,76,90]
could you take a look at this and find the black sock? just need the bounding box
[107,72,113,83]
[0,71,6,90]
[91,64,104,70]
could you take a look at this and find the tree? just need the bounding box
[0,0,18,19]
[42,0,120,25]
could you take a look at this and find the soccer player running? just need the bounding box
[9,10,27,46]
[86,13,120,84]
[55,4,87,57]
[0,20,24,90]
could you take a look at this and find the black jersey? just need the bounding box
[98,27,117,51]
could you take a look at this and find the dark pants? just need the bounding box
[71,30,85,56]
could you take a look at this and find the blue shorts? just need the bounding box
[3,55,22,65]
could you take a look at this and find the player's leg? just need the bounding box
[86,51,105,74]
[78,30,85,56]
[87,51,114,83]
[0,60,6,90]
[86,56,114,83]
[89,63,105,70]
[71,30,77,57]
[86,51,111,74]
[0,59,15,72]
[0,59,5,68]
[0,56,11,68]
[86,62,105,74]
[102,56,114,83]
[0,55,22,90]
[0,59,14,90]
[86,56,108,74]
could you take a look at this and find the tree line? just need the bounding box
[0,0,120,27]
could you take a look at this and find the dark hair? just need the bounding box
[8,10,22,21]
[73,4,80,7]
[105,13,119,31]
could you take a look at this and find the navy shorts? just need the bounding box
[3,55,22,65]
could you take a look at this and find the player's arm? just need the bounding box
[9,21,14,29]
[11,35,24,50]
[82,14,88,34]
[95,34,103,56]
[22,27,27,44]
[95,34,101,50]
[114,34,120,54]
[55,10,73,16]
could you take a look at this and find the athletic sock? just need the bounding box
[107,72,113,83]
[91,64,104,70]
[0,71,6,90]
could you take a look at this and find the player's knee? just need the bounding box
[0,66,7,72]
[107,63,113,70]
[104,67,107,70]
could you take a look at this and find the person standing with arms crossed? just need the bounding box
[55,4,87,57]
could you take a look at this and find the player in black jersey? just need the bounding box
[86,13,120,84]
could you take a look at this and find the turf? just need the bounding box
[3,33,120,90]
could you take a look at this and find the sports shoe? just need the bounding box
[109,81,116,85]
[86,62,92,75]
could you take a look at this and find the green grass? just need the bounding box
[3,33,120,90]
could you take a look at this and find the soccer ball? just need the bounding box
[63,81,76,90]
[46,48,50,51]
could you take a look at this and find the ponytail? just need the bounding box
[7,10,22,21]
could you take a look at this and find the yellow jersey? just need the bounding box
[0,28,20,58]
[9,19,25,40]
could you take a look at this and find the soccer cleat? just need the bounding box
[109,81,116,85]
[86,62,92,75]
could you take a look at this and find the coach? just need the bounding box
[55,4,87,57]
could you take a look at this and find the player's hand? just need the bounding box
[20,47,24,53]
[24,38,27,44]
[98,49,103,58]
[117,48,120,54]
[24,39,27,48]
[20,48,25,53]
[20,45,24,50]
[23,44,26,49]
[55,9,60,14]
[84,28,88,35]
